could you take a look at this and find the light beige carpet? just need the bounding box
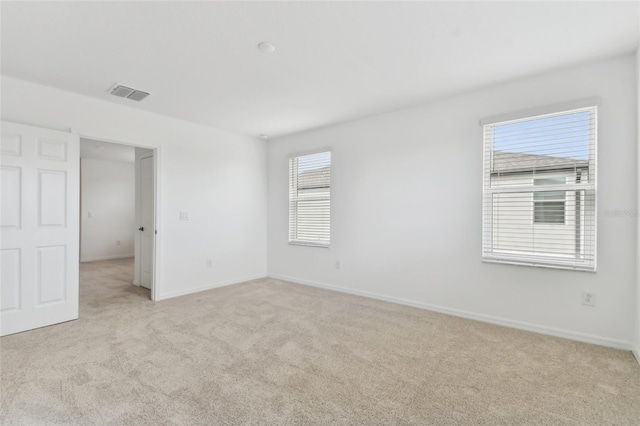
[1,258,639,425]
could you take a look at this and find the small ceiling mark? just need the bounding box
[257,42,275,54]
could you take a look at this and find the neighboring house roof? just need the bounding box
[297,166,331,190]
[491,151,589,174]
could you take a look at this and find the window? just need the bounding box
[533,178,566,224]
[482,106,597,271]
[289,151,331,247]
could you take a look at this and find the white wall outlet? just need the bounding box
[180,211,190,221]
[88,211,94,218]
[582,291,596,307]
[206,259,213,268]
[116,240,121,246]
[335,260,341,269]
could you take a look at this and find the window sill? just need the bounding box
[482,255,595,272]
[289,240,330,248]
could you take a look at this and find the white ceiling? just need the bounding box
[2,1,638,139]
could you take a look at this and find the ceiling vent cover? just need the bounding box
[110,85,150,102]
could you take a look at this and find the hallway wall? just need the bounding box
[81,157,135,262]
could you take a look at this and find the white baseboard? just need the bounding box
[269,273,633,351]
[80,254,134,263]
[633,345,640,365]
[156,274,267,301]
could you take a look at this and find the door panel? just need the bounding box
[37,246,67,305]
[1,249,21,312]
[1,166,21,228]
[140,155,154,290]
[39,170,67,226]
[1,121,79,336]
[1,132,21,156]
[37,138,67,161]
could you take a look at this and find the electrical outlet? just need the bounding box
[582,291,596,307]
[180,211,190,221]
[206,259,213,268]
[335,260,341,269]
[116,240,121,246]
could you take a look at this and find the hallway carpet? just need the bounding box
[1,258,639,425]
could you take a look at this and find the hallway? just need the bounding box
[79,257,150,316]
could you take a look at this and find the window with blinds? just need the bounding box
[482,106,597,271]
[289,151,331,247]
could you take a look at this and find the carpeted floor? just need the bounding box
[1,258,639,425]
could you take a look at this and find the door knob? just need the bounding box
[138,227,144,231]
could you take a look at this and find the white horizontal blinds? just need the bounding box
[482,106,597,271]
[289,151,331,247]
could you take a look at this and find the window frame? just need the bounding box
[481,102,598,271]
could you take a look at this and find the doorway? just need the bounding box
[79,137,157,301]
[0,121,159,336]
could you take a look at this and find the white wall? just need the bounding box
[1,76,267,300]
[80,158,135,262]
[268,55,637,349]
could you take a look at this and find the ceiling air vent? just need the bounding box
[109,85,150,102]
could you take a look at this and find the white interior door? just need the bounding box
[139,155,154,290]
[1,121,79,336]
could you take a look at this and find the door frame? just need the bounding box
[75,131,161,301]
